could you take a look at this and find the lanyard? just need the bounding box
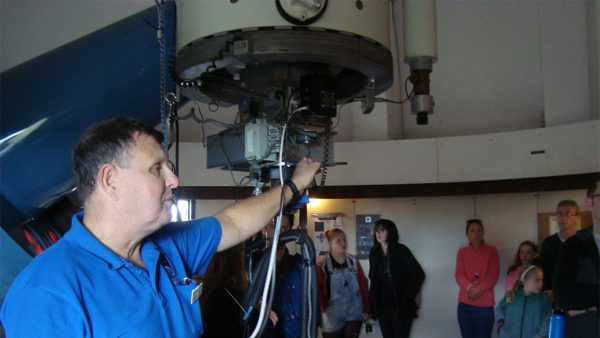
[158,253,193,286]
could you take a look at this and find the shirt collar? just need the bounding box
[468,241,486,251]
[557,231,567,242]
[65,211,156,270]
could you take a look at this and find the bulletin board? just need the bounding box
[356,214,380,259]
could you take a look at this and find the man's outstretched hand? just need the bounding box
[290,157,321,191]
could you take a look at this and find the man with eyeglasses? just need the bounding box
[553,176,600,338]
[539,199,580,301]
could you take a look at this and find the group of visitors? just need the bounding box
[454,193,599,338]
[313,186,599,338]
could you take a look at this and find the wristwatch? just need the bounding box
[284,179,300,200]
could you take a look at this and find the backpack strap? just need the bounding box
[346,254,358,274]
[325,254,334,273]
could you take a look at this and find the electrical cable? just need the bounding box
[247,123,288,338]
[331,101,350,130]
[347,75,414,107]
[193,101,208,148]
[300,233,310,338]
[255,260,277,337]
[241,90,320,338]
[175,107,246,129]
[249,99,322,337]
[404,75,413,102]
[302,227,318,338]
[244,228,317,338]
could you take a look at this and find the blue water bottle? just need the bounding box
[548,314,565,338]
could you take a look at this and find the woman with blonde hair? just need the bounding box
[495,265,552,338]
[317,228,370,338]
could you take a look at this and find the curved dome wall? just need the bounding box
[172,120,599,187]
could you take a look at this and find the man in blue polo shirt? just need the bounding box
[0,117,320,337]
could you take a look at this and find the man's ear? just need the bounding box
[97,164,118,199]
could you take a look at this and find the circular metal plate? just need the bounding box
[176,27,393,105]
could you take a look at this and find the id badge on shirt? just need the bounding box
[190,282,202,304]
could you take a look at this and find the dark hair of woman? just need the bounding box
[372,218,400,250]
[199,244,248,304]
[465,219,483,233]
[506,240,539,274]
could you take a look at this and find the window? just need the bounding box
[171,199,192,222]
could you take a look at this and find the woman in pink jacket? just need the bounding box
[455,219,499,338]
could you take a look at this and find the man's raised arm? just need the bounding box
[215,157,320,252]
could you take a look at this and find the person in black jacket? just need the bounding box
[553,176,600,338]
[539,199,580,302]
[368,219,425,338]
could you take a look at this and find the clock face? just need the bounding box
[276,0,328,25]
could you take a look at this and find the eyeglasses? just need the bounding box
[557,212,578,217]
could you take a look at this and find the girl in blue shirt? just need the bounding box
[495,265,552,338]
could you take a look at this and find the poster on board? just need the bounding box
[356,214,380,259]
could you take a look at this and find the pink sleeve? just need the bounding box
[505,269,518,291]
[480,246,499,291]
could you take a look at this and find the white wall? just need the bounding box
[192,189,588,338]
[0,0,150,71]
[173,120,599,187]
[3,1,596,143]
[381,0,596,140]
[329,120,599,185]
[540,1,591,127]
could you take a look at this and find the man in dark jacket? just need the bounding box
[539,200,580,300]
[553,176,600,338]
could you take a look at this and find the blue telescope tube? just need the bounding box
[0,2,176,233]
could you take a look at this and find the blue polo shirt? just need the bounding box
[1,211,222,337]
